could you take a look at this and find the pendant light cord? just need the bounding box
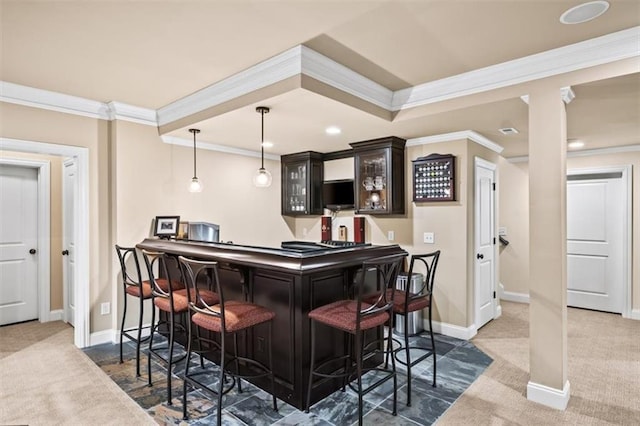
[260,108,265,169]
[189,128,200,178]
[193,131,197,177]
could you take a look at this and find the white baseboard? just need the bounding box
[630,309,640,320]
[429,319,477,340]
[89,330,114,346]
[88,324,153,347]
[527,380,571,410]
[501,291,530,304]
[495,304,502,319]
[48,310,64,321]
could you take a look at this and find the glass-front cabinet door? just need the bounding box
[281,151,323,216]
[351,137,406,215]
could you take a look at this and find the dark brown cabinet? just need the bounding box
[281,151,324,216]
[350,137,406,215]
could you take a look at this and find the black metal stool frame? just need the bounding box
[179,256,277,426]
[115,245,155,377]
[392,250,440,407]
[142,250,189,405]
[305,253,406,426]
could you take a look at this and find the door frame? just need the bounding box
[474,157,499,329]
[0,137,89,348]
[0,158,51,322]
[567,164,632,318]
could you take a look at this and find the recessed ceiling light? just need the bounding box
[560,1,609,24]
[325,126,341,135]
[261,141,273,148]
[567,139,585,149]
[499,127,519,135]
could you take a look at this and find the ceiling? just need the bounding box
[2,0,639,158]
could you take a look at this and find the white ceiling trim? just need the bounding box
[157,46,304,127]
[300,46,393,109]
[520,86,575,105]
[161,135,280,161]
[106,101,157,126]
[2,26,637,132]
[0,81,111,120]
[0,81,158,126]
[507,143,640,163]
[392,26,639,111]
[407,130,504,154]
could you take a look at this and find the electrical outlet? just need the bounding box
[387,230,395,241]
[499,227,507,236]
[100,302,110,315]
[423,232,435,244]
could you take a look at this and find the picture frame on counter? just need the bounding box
[412,153,456,202]
[154,215,180,238]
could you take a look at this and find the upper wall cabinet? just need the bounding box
[281,151,324,216]
[350,137,406,215]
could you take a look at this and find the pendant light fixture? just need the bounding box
[188,128,203,192]
[253,106,272,188]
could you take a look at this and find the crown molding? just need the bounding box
[507,143,640,163]
[392,26,639,111]
[106,101,157,126]
[520,86,575,105]
[0,81,158,126]
[3,26,638,136]
[407,130,504,154]
[300,46,393,110]
[0,81,110,120]
[161,135,280,161]
[157,46,303,127]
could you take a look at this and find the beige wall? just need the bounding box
[0,149,64,310]
[112,120,295,329]
[499,150,640,313]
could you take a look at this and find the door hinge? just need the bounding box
[492,182,496,190]
[493,237,496,245]
[493,291,496,299]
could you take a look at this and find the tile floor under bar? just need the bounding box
[84,332,492,425]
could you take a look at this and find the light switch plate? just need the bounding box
[498,227,507,236]
[424,232,435,244]
[100,302,110,315]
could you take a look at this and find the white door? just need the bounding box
[63,159,76,326]
[474,158,496,329]
[0,165,39,325]
[567,172,624,313]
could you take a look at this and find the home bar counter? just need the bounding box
[137,238,407,409]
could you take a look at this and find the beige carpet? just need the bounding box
[0,320,155,426]
[438,301,640,425]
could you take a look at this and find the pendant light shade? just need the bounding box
[253,106,272,188]
[188,128,202,192]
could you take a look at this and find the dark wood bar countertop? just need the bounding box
[137,238,407,409]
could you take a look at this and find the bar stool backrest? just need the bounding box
[354,253,406,331]
[115,245,144,289]
[141,249,182,305]
[178,257,225,327]
[405,251,441,300]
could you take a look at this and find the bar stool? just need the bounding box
[178,256,277,426]
[394,251,440,406]
[114,245,155,377]
[305,253,405,426]
[141,249,218,405]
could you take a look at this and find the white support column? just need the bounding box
[526,87,570,410]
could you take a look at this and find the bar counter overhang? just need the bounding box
[137,238,407,409]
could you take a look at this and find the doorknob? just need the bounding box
[62,250,69,256]
[476,253,484,260]
[29,249,37,255]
